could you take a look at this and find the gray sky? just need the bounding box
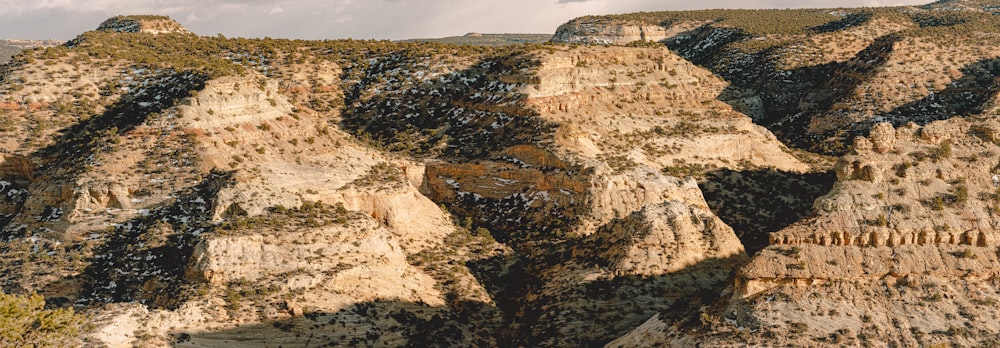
[0,0,932,40]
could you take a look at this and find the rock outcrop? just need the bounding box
[12,6,1000,347]
[96,15,192,35]
[586,201,745,276]
[552,18,669,45]
[766,121,1000,252]
[186,214,444,306]
[551,17,710,45]
[525,46,810,174]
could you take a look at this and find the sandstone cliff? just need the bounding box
[544,4,1000,346]
[8,5,1000,346]
[551,17,710,45]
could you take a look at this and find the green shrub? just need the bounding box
[0,292,86,347]
[954,185,969,205]
[932,196,946,211]
[932,140,952,161]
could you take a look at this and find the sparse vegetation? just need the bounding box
[0,291,86,347]
[591,9,842,36]
[931,140,952,162]
[215,201,352,234]
[345,162,404,189]
[6,4,1000,346]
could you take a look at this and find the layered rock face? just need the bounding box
[424,45,808,242]
[525,46,809,174]
[15,4,1000,346]
[419,45,834,346]
[727,119,1000,346]
[552,18,670,45]
[551,17,711,45]
[329,41,826,345]
[587,201,745,277]
[548,4,1000,347]
[743,119,1000,283]
[0,21,509,347]
[186,213,444,306]
[767,120,1000,252]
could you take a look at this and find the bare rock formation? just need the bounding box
[18,6,1000,346]
[768,120,999,252]
[552,19,670,45]
[551,17,711,45]
[185,214,445,306]
[526,46,810,174]
[702,118,1000,346]
[587,201,746,277]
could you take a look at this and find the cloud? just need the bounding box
[0,0,936,41]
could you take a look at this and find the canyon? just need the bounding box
[3,2,1000,346]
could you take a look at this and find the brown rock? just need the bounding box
[869,122,896,153]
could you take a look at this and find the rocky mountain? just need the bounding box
[4,4,1000,346]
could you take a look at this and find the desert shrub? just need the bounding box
[0,292,86,347]
[931,140,952,161]
[954,185,969,205]
[593,9,840,36]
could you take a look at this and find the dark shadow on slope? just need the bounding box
[422,142,593,244]
[755,34,899,153]
[78,170,234,310]
[466,239,575,347]
[0,181,28,231]
[667,26,749,67]
[698,169,836,255]
[876,57,1000,128]
[810,12,873,34]
[465,250,538,347]
[796,34,900,119]
[675,31,899,154]
[170,253,743,348]
[173,299,503,347]
[339,49,555,160]
[910,11,973,28]
[428,158,591,244]
[34,70,206,175]
[0,70,207,239]
[480,208,747,347]
[513,254,745,348]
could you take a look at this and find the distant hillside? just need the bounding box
[0,39,62,64]
[402,33,551,46]
[925,0,1000,11]
[552,3,1000,153]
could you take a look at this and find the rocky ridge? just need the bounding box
[96,15,192,35]
[554,1,1000,346]
[7,2,1000,347]
[0,16,781,346]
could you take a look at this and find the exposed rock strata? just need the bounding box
[552,17,711,45]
